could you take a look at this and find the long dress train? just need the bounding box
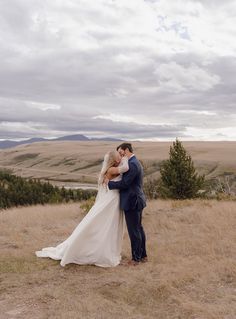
[35,159,128,267]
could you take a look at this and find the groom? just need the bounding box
[108,143,147,265]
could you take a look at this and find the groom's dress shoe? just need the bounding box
[140,257,148,263]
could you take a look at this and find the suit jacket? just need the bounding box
[108,155,146,211]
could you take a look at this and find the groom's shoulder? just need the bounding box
[129,155,137,163]
[129,156,140,168]
[130,155,140,162]
[131,156,144,170]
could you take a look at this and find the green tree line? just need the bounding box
[0,170,97,209]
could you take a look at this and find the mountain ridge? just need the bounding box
[0,134,123,149]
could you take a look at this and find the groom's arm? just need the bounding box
[108,162,137,190]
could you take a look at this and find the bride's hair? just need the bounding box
[98,151,119,185]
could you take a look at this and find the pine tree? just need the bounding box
[0,170,97,209]
[160,139,205,199]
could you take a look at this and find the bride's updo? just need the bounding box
[98,151,119,185]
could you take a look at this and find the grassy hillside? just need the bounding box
[0,141,236,188]
[1,200,236,318]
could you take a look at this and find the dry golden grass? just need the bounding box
[0,141,236,186]
[1,200,236,318]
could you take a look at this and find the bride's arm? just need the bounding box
[107,156,129,175]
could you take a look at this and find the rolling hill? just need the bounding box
[0,134,122,149]
[0,140,236,190]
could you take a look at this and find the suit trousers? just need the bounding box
[124,208,147,262]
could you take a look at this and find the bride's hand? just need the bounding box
[103,175,109,185]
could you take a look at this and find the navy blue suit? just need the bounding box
[108,155,147,262]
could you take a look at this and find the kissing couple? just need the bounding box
[36,143,147,267]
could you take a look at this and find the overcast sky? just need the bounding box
[0,0,236,141]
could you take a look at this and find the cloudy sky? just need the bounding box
[0,0,236,141]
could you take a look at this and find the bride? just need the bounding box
[35,151,129,267]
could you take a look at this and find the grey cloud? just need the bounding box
[0,96,185,139]
[49,116,186,138]
[0,0,235,140]
[196,0,235,7]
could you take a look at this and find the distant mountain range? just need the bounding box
[0,134,123,149]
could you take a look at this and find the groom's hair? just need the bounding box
[117,143,133,153]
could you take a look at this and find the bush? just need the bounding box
[143,178,160,199]
[80,196,96,213]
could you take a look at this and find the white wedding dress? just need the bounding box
[35,157,128,267]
